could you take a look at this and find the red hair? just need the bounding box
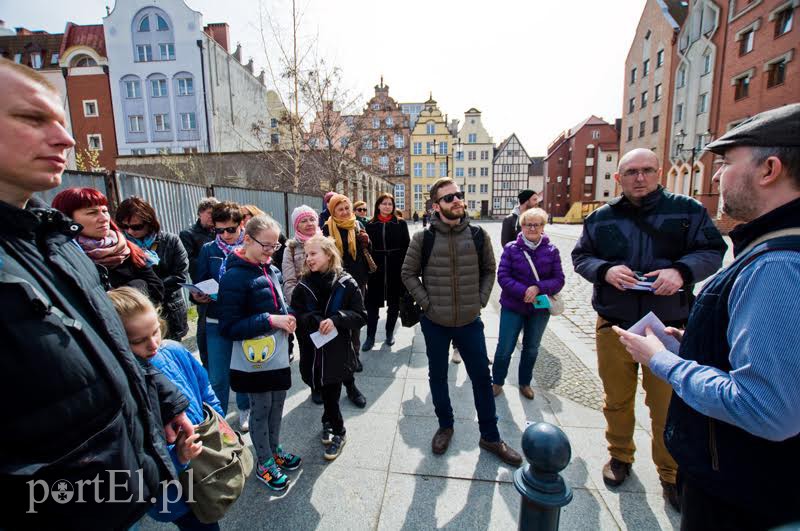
[52,187,148,269]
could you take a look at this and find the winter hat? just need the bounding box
[324,191,336,206]
[291,205,318,233]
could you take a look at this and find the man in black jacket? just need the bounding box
[500,189,539,246]
[0,58,191,529]
[180,197,218,281]
[572,148,726,511]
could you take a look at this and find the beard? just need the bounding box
[439,204,464,220]
[721,174,759,222]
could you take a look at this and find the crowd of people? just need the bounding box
[2,56,799,530]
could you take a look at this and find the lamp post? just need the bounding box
[674,129,712,197]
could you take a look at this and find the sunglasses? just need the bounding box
[355,208,368,213]
[120,223,146,231]
[251,236,282,252]
[214,226,240,235]
[437,191,464,203]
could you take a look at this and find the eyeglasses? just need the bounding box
[621,168,658,179]
[251,236,282,252]
[214,226,240,235]
[120,223,146,231]
[355,208,368,213]
[437,191,464,203]
[522,223,545,230]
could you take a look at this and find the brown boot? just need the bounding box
[602,457,632,487]
[519,386,535,400]
[432,427,454,455]
[479,439,523,466]
[492,384,503,397]
[661,480,681,513]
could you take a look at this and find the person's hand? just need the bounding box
[319,318,335,335]
[356,230,369,249]
[271,314,296,334]
[605,265,639,291]
[174,430,203,464]
[664,327,684,343]
[612,326,667,366]
[164,411,195,444]
[644,268,684,296]
[523,285,540,303]
[192,292,212,304]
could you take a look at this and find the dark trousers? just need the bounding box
[197,304,208,368]
[351,284,367,355]
[366,298,399,339]
[174,510,220,530]
[321,382,345,436]
[419,315,500,442]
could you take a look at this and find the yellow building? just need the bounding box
[409,95,454,215]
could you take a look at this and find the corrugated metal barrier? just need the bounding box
[212,186,287,229]
[116,172,208,236]
[35,170,109,206]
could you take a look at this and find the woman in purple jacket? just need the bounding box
[493,208,565,400]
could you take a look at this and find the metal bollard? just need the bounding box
[513,422,573,531]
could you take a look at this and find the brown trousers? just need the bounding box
[596,317,677,484]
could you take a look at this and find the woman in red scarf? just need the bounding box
[51,187,163,304]
[363,193,410,351]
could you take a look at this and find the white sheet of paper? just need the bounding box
[310,326,338,349]
[627,311,681,353]
[193,278,219,296]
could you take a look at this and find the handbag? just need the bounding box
[179,403,254,523]
[522,251,564,316]
[363,248,378,274]
[399,291,422,327]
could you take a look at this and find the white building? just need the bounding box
[453,108,493,218]
[103,0,274,155]
[595,146,618,200]
[492,134,532,217]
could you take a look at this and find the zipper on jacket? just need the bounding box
[708,417,720,471]
[382,222,388,300]
[637,220,644,318]
[450,230,459,324]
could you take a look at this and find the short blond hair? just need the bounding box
[520,207,548,226]
[301,234,343,277]
[0,57,57,93]
[107,287,166,335]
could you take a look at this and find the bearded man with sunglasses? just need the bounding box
[571,148,726,511]
[402,178,522,466]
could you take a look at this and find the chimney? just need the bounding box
[258,68,265,85]
[232,42,242,62]
[203,22,230,52]
[246,58,254,74]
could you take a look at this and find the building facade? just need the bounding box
[409,96,453,215]
[400,102,424,131]
[528,156,545,197]
[452,108,493,218]
[492,133,532,217]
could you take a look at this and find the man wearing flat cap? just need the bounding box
[614,103,800,528]
[501,189,540,246]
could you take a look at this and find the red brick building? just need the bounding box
[59,22,118,171]
[543,116,620,217]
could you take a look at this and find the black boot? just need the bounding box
[311,389,323,404]
[385,309,398,346]
[361,336,375,352]
[345,382,366,408]
[385,328,395,346]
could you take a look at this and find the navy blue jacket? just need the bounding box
[195,240,228,320]
[217,251,291,393]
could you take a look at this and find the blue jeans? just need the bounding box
[206,320,249,415]
[492,307,550,387]
[419,315,500,442]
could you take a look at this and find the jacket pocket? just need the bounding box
[596,224,628,260]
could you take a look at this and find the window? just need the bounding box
[414,184,423,211]
[31,53,42,69]
[156,15,169,31]
[87,134,102,150]
[468,200,476,210]
[154,113,170,131]
[639,121,646,138]
[735,75,750,99]
[395,156,405,174]
[592,130,600,139]
[606,154,613,162]
[627,126,633,141]
[641,91,648,108]
[468,133,477,143]
[739,29,754,55]
[480,184,488,193]
[702,51,712,75]
[13,53,21,64]
[656,49,664,67]
[604,190,611,198]
[379,156,389,171]
[413,142,422,155]
[180,113,197,130]
[159,43,175,61]
[125,80,141,98]
[151,79,167,97]
[385,116,393,127]
[361,155,372,166]
[767,58,787,87]
[468,150,476,161]
[467,184,476,193]
[439,162,447,177]
[128,115,144,132]
[50,53,59,65]
[371,103,380,111]
[493,198,501,209]
[438,142,448,155]
[139,16,150,32]
[372,118,380,129]
[774,6,793,37]
[413,163,422,177]
[136,45,152,62]
[378,135,388,149]
[481,150,489,160]
[363,138,373,150]
[271,133,280,145]
[131,148,146,156]
[425,142,433,155]
[270,118,278,128]
[395,183,405,210]
[426,122,435,134]
[643,59,650,76]
[83,100,98,117]
[455,167,464,177]
[628,97,635,113]
[630,66,637,84]
[177,77,193,96]
[308,138,318,149]
[468,168,476,177]
[698,93,708,113]
[426,163,435,177]
[453,151,463,161]
[655,83,663,102]
[394,134,404,148]
[480,167,488,177]
[652,115,660,133]
[605,172,611,180]
[675,103,684,122]
[586,146,595,158]
[677,66,686,88]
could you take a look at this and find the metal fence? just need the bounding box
[212,186,287,229]
[35,170,109,206]
[116,172,208,236]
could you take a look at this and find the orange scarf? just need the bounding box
[326,194,357,260]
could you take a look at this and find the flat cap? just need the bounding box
[705,103,800,155]
[518,189,536,203]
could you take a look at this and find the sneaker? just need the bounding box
[324,434,346,461]
[273,445,302,471]
[451,348,462,364]
[255,458,288,491]
[238,408,250,433]
[321,422,334,445]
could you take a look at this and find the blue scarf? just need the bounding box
[127,232,160,267]
[216,231,245,279]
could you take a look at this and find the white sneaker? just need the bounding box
[451,347,462,364]
[238,408,250,433]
